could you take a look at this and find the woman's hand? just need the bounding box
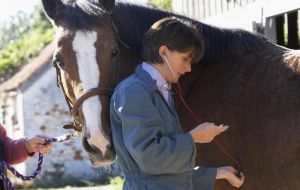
[216,166,245,188]
[188,122,229,143]
[25,135,52,155]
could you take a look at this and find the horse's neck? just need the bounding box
[112,3,172,53]
[112,3,174,80]
[112,3,271,66]
[118,44,141,80]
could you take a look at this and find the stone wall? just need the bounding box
[19,63,101,182]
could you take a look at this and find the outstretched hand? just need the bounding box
[25,135,53,155]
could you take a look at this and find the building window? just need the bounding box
[287,11,299,49]
[275,11,300,49]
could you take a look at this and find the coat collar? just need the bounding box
[135,64,177,114]
[135,64,158,92]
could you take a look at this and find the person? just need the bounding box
[110,17,245,190]
[0,124,52,189]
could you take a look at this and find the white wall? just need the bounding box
[20,64,100,182]
[200,1,262,31]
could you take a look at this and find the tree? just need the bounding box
[0,4,54,82]
[148,0,172,10]
[0,11,32,49]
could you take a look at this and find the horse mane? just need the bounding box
[112,3,273,64]
[200,24,272,63]
[112,3,172,52]
[59,1,274,64]
[58,0,108,30]
[283,50,300,73]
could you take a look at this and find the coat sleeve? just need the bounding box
[0,125,32,165]
[193,166,217,190]
[112,84,197,175]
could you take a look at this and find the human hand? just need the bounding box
[25,135,53,155]
[188,122,229,143]
[216,166,245,188]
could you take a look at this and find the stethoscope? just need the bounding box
[162,53,242,178]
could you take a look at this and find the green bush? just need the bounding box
[109,176,124,190]
[0,4,54,82]
[0,28,54,76]
[148,0,172,10]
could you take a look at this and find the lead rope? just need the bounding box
[174,83,243,177]
[0,131,80,190]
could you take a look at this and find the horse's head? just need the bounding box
[42,0,118,166]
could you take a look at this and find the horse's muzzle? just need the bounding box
[82,135,116,166]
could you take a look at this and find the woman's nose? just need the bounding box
[185,65,192,72]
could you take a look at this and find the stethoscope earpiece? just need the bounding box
[163,54,178,82]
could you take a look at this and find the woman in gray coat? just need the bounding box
[110,17,245,190]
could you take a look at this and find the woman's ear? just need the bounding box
[159,45,168,58]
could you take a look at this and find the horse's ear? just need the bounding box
[41,0,64,22]
[98,0,115,13]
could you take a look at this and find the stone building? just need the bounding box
[172,0,300,49]
[0,43,101,184]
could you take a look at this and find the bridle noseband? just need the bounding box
[70,88,114,116]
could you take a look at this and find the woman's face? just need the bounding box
[161,48,194,83]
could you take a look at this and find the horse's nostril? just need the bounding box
[82,136,106,155]
[90,144,102,153]
[85,130,91,139]
[82,135,116,165]
[82,136,96,153]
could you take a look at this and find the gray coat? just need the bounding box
[110,65,217,190]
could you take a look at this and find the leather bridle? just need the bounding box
[52,53,119,132]
[52,20,128,132]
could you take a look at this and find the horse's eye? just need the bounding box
[57,61,64,68]
[53,53,64,68]
[111,49,119,57]
[53,59,64,68]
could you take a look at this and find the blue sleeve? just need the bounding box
[193,166,217,190]
[112,85,197,175]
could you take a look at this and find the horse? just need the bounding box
[41,0,300,189]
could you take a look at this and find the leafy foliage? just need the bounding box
[109,176,124,190]
[148,0,172,10]
[0,5,54,82]
[0,12,32,50]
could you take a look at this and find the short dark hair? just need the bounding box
[142,17,204,64]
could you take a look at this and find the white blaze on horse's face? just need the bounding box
[72,30,110,154]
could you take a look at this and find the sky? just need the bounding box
[0,0,148,23]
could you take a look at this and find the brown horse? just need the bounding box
[41,0,300,189]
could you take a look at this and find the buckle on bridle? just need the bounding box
[63,115,82,132]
